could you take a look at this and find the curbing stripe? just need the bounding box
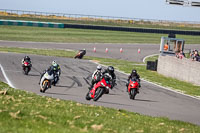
[143,54,159,63]
[0,64,15,88]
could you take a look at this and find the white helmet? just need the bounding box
[52,60,57,67]
[97,65,102,70]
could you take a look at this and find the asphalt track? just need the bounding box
[0,41,200,125]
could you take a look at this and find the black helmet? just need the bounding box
[107,66,114,74]
[132,69,137,76]
[25,56,30,60]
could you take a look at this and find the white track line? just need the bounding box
[142,54,159,63]
[90,60,200,101]
[0,64,15,88]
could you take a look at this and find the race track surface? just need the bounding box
[0,52,200,125]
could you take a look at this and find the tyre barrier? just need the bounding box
[0,19,64,28]
[64,23,200,36]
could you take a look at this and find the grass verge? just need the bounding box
[0,47,199,97]
[1,81,200,133]
[1,25,200,44]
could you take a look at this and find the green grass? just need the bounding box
[0,47,199,97]
[1,25,200,44]
[1,15,200,31]
[0,47,77,58]
[1,82,200,133]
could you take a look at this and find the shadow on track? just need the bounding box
[134,98,157,102]
[97,101,134,107]
[45,92,78,97]
[28,74,40,77]
[98,98,157,107]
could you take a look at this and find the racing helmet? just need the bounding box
[25,56,30,60]
[104,73,111,82]
[132,69,137,76]
[107,66,114,74]
[97,65,102,71]
[52,60,58,67]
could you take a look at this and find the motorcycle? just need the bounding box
[86,77,111,101]
[22,61,31,75]
[74,50,86,59]
[40,71,54,93]
[127,78,139,100]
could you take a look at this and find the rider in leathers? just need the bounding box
[126,69,141,93]
[21,55,32,67]
[39,61,61,85]
[88,65,103,90]
[102,66,116,89]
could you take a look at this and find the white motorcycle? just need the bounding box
[40,71,54,93]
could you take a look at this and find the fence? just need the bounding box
[0,9,200,24]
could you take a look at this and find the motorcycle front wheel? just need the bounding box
[93,87,104,101]
[24,67,29,75]
[41,80,49,93]
[85,92,91,100]
[130,89,137,100]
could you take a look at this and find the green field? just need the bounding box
[1,25,200,44]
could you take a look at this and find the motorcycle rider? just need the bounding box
[39,61,61,85]
[102,66,116,89]
[88,65,103,90]
[21,55,32,67]
[126,69,141,93]
[75,49,86,59]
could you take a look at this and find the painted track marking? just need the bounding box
[0,64,15,88]
[143,54,159,63]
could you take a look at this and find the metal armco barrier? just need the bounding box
[64,24,200,36]
[0,20,64,28]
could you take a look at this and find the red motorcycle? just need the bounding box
[22,61,32,75]
[128,78,139,100]
[86,77,111,101]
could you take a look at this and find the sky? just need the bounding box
[1,0,200,22]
